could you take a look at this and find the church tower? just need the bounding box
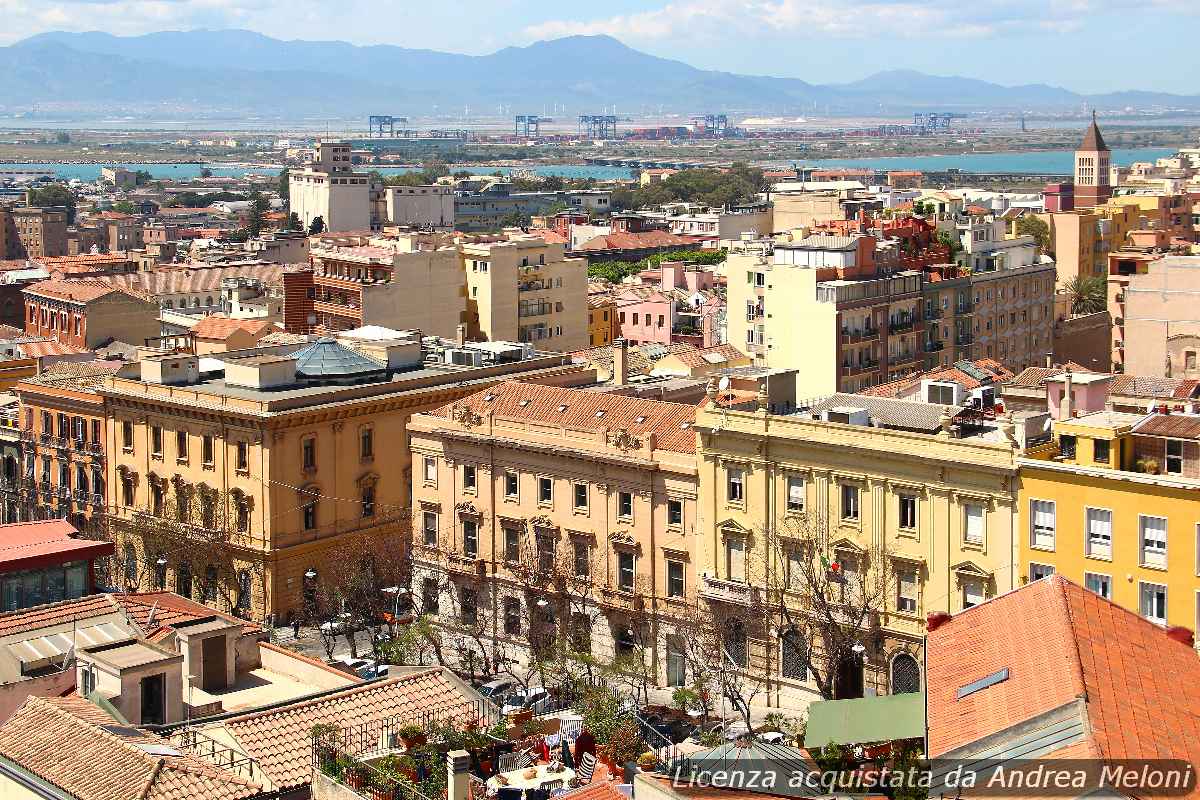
[1074,111,1112,208]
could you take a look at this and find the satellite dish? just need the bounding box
[1042,417,1052,432]
[718,376,731,392]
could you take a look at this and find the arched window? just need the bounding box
[891,653,921,694]
[205,296,213,306]
[723,619,747,668]
[781,629,807,680]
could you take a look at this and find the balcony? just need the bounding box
[924,340,945,353]
[840,327,879,344]
[955,302,974,315]
[843,358,880,375]
[923,308,943,321]
[888,318,918,334]
[698,575,758,606]
[956,332,974,346]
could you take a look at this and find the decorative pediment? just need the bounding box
[528,514,556,531]
[829,536,866,554]
[717,518,752,537]
[356,471,380,487]
[952,560,993,581]
[450,405,483,428]
[662,547,689,561]
[455,501,480,517]
[609,531,640,549]
[608,428,642,452]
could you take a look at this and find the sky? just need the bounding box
[1,0,1197,93]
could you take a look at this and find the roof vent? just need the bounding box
[557,404,568,413]
[1167,626,1195,647]
[926,611,951,631]
[518,399,531,407]
[956,667,1009,700]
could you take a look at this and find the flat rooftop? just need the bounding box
[84,639,179,670]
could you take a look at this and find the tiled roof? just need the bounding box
[808,393,958,433]
[0,695,263,800]
[1108,374,1199,400]
[22,278,136,304]
[430,380,698,452]
[102,264,284,295]
[0,324,25,339]
[191,316,273,341]
[17,358,123,390]
[1004,366,1064,389]
[791,234,860,251]
[258,331,313,346]
[571,342,697,379]
[1080,116,1109,152]
[666,343,749,369]
[586,294,614,309]
[113,591,263,635]
[222,670,475,790]
[862,359,1013,398]
[928,575,1200,794]
[1132,413,1200,440]
[575,231,702,251]
[18,340,92,359]
[0,590,258,640]
[0,594,119,637]
[0,520,113,570]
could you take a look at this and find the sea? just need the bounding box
[0,147,1181,182]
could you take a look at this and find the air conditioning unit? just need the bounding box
[823,407,870,427]
[444,348,483,367]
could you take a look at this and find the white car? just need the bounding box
[477,678,515,702]
[331,658,388,679]
[501,687,554,716]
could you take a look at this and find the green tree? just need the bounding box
[111,201,137,214]
[246,192,269,237]
[26,184,76,223]
[308,216,326,235]
[54,131,70,144]
[1015,214,1052,254]
[277,168,289,204]
[1065,275,1107,315]
[133,170,153,186]
[286,212,302,231]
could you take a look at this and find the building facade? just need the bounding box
[288,142,372,233]
[22,279,160,349]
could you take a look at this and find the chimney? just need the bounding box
[926,611,951,632]
[447,750,471,800]
[456,324,467,347]
[613,338,629,386]
[1046,354,1053,368]
[1059,370,1073,421]
[1166,626,1195,648]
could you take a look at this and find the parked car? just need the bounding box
[501,686,554,716]
[330,658,386,679]
[477,678,516,704]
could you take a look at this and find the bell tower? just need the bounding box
[1074,111,1112,208]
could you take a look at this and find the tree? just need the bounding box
[1015,214,1051,254]
[308,216,326,235]
[246,191,269,238]
[1065,274,1107,315]
[54,131,70,144]
[286,212,302,231]
[277,168,289,204]
[134,170,153,186]
[311,531,409,660]
[111,201,137,214]
[26,184,76,223]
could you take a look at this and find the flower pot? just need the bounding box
[369,787,393,800]
[346,771,368,790]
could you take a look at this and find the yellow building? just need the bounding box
[694,389,1019,705]
[101,334,587,623]
[1019,410,1200,631]
[587,292,617,347]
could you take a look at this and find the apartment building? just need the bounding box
[11,361,119,534]
[452,177,611,231]
[407,381,699,684]
[22,279,160,349]
[955,217,1037,274]
[693,389,1018,703]
[381,184,454,228]
[8,208,68,259]
[1019,410,1200,631]
[1045,203,1141,289]
[771,190,852,231]
[100,333,588,621]
[1109,255,1200,378]
[288,141,372,233]
[588,291,617,347]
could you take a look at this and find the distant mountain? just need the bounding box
[3,30,1198,117]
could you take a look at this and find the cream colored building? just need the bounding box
[770,191,844,231]
[694,392,1018,705]
[100,335,588,623]
[288,142,372,233]
[407,381,699,686]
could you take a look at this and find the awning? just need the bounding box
[803,691,925,749]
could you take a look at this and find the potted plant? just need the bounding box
[344,761,369,790]
[379,754,419,783]
[637,751,658,772]
[396,723,427,750]
[310,722,341,772]
[605,720,644,771]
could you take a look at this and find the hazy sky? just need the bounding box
[2,0,1197,93]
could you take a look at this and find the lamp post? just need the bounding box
[382,586,409,635]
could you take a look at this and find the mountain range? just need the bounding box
[2,29,1198,118]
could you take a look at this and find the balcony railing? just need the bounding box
[698,575,758,606]
[923,308,943,321]
[843,359,880,375]
[955,302,974,315]
[840,327,879,343]
[924,340,945,352]
[888,318,917,334]
[956,332,974,346]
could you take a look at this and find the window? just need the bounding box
[667,499,683,527]
[1085,572,1112,599]
[460,588,478,626]
[422,511,438,546]
[504,472,518,498]
[121,473,134,506]
[899,494,917,530]
[1086,508,1112,559]
[422,578,439,615]
[151,482,164,516]
[962,579,984,609]
[1059,434,1077,459]
[301,437,316,470]
[727,468,744,504]
[236,441,248,472]
[841,484,859,521]
[176,562,192,599]
[725,537,746,582]
[573,540,590,578]
[151,426,163,457]
[122,420,134,450]
[536,534,556,573]
[1029,563,1055,582]
[462,464,476,491]
[503,597,521,636]
[617,491,633,519]
[787,476,805,513]
[360,427,373,460]
[617,551,635,591]
[1030,499,1055,550]
[964,503,985,546]
[891,654,921,694]
[724,620,748,668]
[897,566,918,613]
[235,496,249,533]
[1093,438,1110,464]
[202,566,218,602]
[538,476,553,504]
[463,519,479,557]
[361,485,375,518]
[302,494,317,531]
[666,639,687,687]
[666,560,685,598]
[1140,581,1168,625]
[781,629,807,680]
[175,430,188,461]
[573,483,588,511]
[423,456,437,485]
[202,435,214,465]
[1167,440,1184,474]
[1140,515,1167,568]
[784,546,803,589]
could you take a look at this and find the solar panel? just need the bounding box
[956,666,1009,699]
[100,724,145,739]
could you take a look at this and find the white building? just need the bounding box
[957,218,1037,273]
[383,184,455,228]
[288,141,372,233]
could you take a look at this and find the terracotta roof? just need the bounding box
[1108,374,1199,400]
[1080,115,1109,152]
[0,520,113,570]
[191,316,273,341]
[113,591,263,636]
[863,359,1013,398]
[0,695,263,800]
[18,339,91,359]
[587,294,614,309]
[0,594,119,637]
[928,576,1200,795]
[808,393,959,433]
[0,324,25,339]
[258,331,313,346]
[222,670,476,790]
[1132,413,1200,440]
[17,358,123,390]
[22,278,135,304]
[665,343,749,370]
[571,342,697,380]
[430,380,698,452]
[530,229,569,245]
[101,264,284,296]
[1005,366,1066,389]
[576,231,702,251]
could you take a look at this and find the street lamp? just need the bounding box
[304,569,317,580]
[535,598,549,608]
[382,586,409,623]
[850,642,866,655]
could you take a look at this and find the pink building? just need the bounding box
[614,262,724,347]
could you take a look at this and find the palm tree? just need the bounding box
[1066,275,1107,315]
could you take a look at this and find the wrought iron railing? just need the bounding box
[171,726,264,783]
